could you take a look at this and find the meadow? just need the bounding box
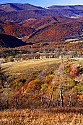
[1,58,62,79]
[1,58,83,78]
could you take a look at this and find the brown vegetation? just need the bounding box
[0,59,83,110]
[0,108,83,125]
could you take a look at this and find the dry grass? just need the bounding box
[1,57,83,82]
[1,58,83,78]
[1,58,61,78]
[2,58,83,72]
[0,108,83,125]
[1,58,61,71]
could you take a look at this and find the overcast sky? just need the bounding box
[0,0,83,7]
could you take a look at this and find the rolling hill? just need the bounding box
[0,4,83,22]
[0,16,74,39]
[0,3,44,12]
[0,20,36,38]
[23,20,83,43]
[23,16,74,30]
[0,16,83,48]
[0,3,83,48]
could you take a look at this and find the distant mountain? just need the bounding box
[0,16,83,45]
[0,3,23,12]
[0,16,74,39]
[0,3,44,12]
[0,4,83,22]
[0,3,83,48]
[0,34,26,48]
[23,16,74,30]
[47,5,83,10]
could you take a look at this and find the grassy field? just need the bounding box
[1,58,62,79]
[1,58,61,71]
[0,108,83,125]
[1,58,83,76]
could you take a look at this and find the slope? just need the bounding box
[0,34,26,48]
[24,21,83,43]
[0,4,83,22]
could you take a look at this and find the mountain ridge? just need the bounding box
[0,3,83,22]
[0,3,83,48]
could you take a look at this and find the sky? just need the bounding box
[0,0,83,7]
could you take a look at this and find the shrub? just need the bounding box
[46,74,54,84]
[24,79,42,93]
